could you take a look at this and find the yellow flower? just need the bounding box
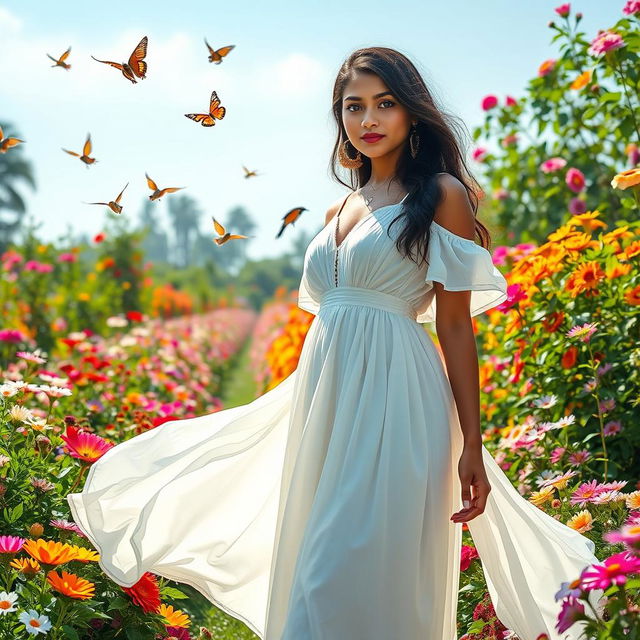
[529,485,555,506]
[158,603,191,628]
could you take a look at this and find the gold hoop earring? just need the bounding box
[409,123,420,159]
[338,139,363,169]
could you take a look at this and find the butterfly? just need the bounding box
[91,36,148,84]
[62,133,97,167]
[84,183,128,214]
[211,216,251,245]
[0,125,24,153]
[146,172,185,201]
[47,46,71,70]
[203,39,235,64]
[242,165,260,179]
[275,207,308,238]
[185,90,226,127]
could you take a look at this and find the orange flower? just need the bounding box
[158,603,191,628]
[570,69,593,90]
[569,210,607,233]
[22,539,78,566]
[566,261,606,297]
[566,509,593,533]
[47,569,95,599]
[611,168,640,189]
[529,486,555,506]
[9,557,41,575]
[621,240,640,260]
[624,284,640,306]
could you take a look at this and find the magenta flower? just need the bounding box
[0,329,27,343]
[555,597,585,633]
[588,30,625,56]
[472,146,488,162]
[623,0,640,14]
[554,3,571,17]
[568,197,587,215]
[570,479,602,506]
[481,95,498,110]
[505,95,517,107]
[580,551,640,590]
[550,447,566,464]
[58,252,77,263]
[0,535,27,553]
[565,167,586,193]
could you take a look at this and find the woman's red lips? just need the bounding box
[361,134,385,142]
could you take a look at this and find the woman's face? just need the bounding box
[341,72,413,162]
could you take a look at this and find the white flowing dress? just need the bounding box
[67,192,605,640]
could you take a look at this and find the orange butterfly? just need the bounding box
[47,46,71,70]
[62,133,97,167]
[242,165,260,179]
[185,90,226,127]
[203,39,235,64]
[0,125,24,153]
[91,36,148,84]
[146,172,185,201]
[275,207,308,238]
[211,216,251,245]
[84,183,128,214]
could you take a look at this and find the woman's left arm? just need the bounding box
[431,174,492,523]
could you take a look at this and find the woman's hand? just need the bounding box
[450,444,491,523]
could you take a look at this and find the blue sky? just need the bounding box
[0,0,622,259]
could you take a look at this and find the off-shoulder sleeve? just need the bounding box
[297,271,320,316]
[415,221,508,324]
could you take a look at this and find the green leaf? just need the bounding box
[61,626,80,640]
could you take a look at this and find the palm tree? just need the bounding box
[0,121,36,253]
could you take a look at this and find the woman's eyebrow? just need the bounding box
[343,91,393,102]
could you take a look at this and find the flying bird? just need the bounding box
[185,90,226,127]
[84,183,129,214]
[145,172,185,201]
[275,206,308,238]
[47,46,72,70]
[91,36,148,84]
[62,133,97,167]
[0,126,24,153]
[211,216,251,245]
[242,165,260,179]
[203,39,235,64]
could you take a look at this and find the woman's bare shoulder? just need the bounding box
[324,193,350,226]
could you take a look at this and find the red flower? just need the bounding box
[121,572,161,613]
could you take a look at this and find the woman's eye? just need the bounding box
[346,100,395,112]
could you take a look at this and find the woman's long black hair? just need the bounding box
[329,46,492,268]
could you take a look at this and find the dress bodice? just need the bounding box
[297,200,508,323]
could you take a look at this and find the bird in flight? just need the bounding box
[242,165,260,179]
[62,133,97,167]
[0,126,24,153]
[185,90,226,127]
[84,183,129,214]
[91,36,148,84]
[145,173,185,201]
[47,46,72,70]
[275,207,308,238]
[211,216,251,245]
[203,39,235,64]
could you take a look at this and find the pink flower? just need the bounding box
[0,329,27,343]
[58,252,77,263]
[565,167,586,193]
[580,551,640,590]
[501,134,518,147]
[604,524,640,552]
[570,479,602,506]
[588,30,625,57]
[550,447,566,464]
[555,3,571,17]
[568,197,587,215]
[555,598,585,633]
[460,544,479,571]
[0,535,27,553]
[493,188,510,201]
[623,0,640,15]
[540,157,567,173]
[472,147,488,162]
[505,95,517,107]
[603,420,622,436]
[481,95,498,111]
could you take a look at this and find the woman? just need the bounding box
[68,47,605,639]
